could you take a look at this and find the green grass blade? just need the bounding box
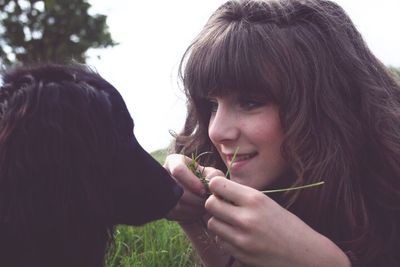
[261,181,325,194]
[225,147,239,179]
[194,151,212,162]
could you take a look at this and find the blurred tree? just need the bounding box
[0,0,116,66]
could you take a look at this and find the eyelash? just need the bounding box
[207,99,266,113]
[208,100,218,113]
[239,100,265,110]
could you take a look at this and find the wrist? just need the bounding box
[298,231,352,267]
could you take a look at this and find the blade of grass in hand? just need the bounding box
[187,151,212,192]
[225,147,239,179]
[261,181,325,194]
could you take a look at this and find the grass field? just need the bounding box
[105,148,199,267]
[105,221,197,267]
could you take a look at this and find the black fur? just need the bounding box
[0,64,182,267]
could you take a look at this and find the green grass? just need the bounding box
[105,148,199,267]
[106,221,198,267]
[150,148,169,164]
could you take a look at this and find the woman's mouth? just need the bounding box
[226,152,258,167]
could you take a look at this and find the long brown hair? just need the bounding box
[174,0,400,265]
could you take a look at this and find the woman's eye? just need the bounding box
[239,100,265,111]
[207,99,218,113]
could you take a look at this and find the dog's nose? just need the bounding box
[110,135,183,226]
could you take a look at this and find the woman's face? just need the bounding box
[208,94,288,190]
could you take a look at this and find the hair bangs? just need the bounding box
[182,19,281,106]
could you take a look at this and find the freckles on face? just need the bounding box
[208,96,288,190]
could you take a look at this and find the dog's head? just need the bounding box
[0,64,182,266]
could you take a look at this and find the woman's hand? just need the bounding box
[163,154,224,225]
[164,155,235,267]
[205,177,351,267]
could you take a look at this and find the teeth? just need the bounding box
[229,153,256,162]
[236,154,253,160]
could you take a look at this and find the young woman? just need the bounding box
[164,0,400,266]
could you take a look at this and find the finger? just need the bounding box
[207,216,242,248]
[208,176,257,205]
[202,167,224,196]
[205,194,240,224]
[164,154,206,196]
[207,216,254,261]
[181,189,207,207]
[207,217,253,264]
[202,167,225,181]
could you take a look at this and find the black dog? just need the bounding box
[0,64,182,267]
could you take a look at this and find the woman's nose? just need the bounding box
[208,106,240,144]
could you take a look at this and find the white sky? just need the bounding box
[87,0,400,153]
